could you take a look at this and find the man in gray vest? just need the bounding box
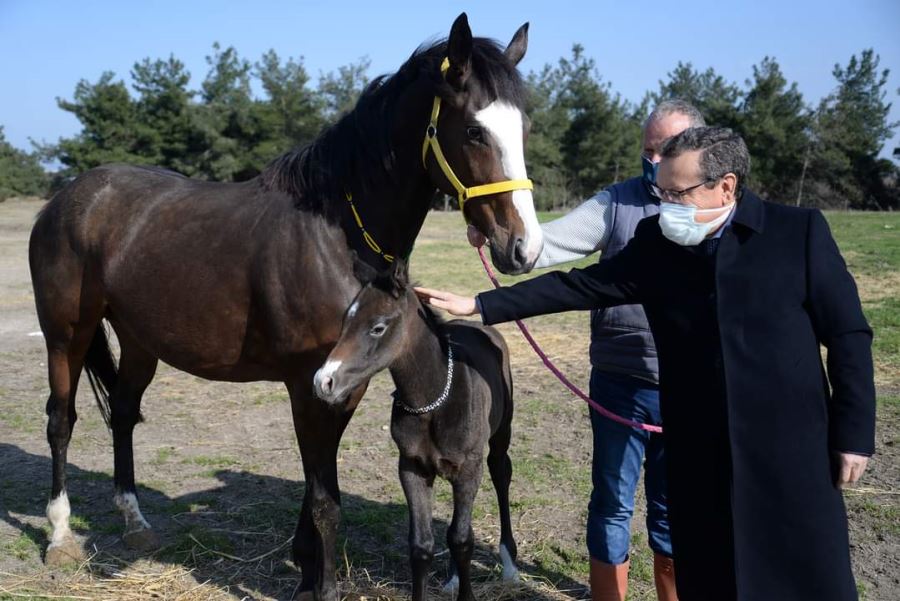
[469,100,703,601]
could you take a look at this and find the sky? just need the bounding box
[2,0,899,159]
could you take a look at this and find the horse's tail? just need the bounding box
[84,323,118,430]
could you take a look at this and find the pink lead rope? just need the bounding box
[477,247,663,434]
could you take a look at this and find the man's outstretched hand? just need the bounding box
[414,287,479,317]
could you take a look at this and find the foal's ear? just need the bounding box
[389,259,410,298]
[446,12,472,90]
[351,252,378,285]
[504,22,529,66]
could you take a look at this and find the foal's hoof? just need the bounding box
[123,528,160,551]
[45,539,84,566]
[441,574,460,594]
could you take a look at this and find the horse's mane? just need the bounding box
[260,36,527,219]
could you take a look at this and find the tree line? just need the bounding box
[1,43,897,210]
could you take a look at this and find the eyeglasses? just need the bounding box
[651,177,718,203]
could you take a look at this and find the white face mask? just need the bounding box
[659,202,735,246]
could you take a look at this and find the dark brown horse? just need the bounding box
[313,259,517,601]
[28,13,540,601]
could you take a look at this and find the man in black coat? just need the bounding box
[416,127,876,600]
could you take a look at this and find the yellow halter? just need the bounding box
[421,58,533,214]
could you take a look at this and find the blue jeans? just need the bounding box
[586,369,672,564]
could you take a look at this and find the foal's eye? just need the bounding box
[369,323,388,337]
[466,126,484,142]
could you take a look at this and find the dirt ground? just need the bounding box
[0,198,897,600]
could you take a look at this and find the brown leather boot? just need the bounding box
[653,553,678,601]
[590,557,629,601]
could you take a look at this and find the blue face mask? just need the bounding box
[642,155,659,185]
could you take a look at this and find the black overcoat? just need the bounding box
[478,192,876,601]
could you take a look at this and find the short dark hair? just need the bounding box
[661,127,750,193]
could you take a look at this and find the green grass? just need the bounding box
[185,455,241,468]
[3,532,41,561]
[151,446,176,465]
[863,296,900,377]
[824,211,900,277]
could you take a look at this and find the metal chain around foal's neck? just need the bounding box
[394,343,454,415]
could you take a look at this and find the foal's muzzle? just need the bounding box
[313,364,345,405]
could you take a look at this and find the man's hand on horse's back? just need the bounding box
[414,287,478,317]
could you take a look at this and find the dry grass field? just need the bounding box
[1,198,897,600]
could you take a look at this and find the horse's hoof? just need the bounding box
[291,591,315,601]
[45,539,84,566]
[123,528,160,551]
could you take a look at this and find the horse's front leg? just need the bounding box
[288,381,365,601]
[399,455,436,601]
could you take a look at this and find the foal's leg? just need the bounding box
[110,333,159,550]
[289,382,364,601]
[487,423,518,581]
[398,455,436,601]
[447,462,483,601]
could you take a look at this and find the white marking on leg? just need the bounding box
[499,543,519,581]
[47,492,73,545]
[442,573,460,594]
[114,492,151,534]
[475,101,544,263]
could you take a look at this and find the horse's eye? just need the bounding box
[466,126,484,142]
[369,323,388,337]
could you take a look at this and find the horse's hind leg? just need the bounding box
[44,337,92,566]
[487,423,519,581]
[108,329,159,550]
[44,318,99,565]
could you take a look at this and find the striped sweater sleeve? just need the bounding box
[534,189,613,269]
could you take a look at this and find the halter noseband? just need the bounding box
[421,58,533,215]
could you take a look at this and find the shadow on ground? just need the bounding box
[0,442,588,600]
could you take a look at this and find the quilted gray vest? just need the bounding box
[589,176,659,383]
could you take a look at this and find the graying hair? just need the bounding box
[661,126,751,192]
[645,99,706,128]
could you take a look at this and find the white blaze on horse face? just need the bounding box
[114,492,152,534]
[47,492,73,545]
[347,301,360,319]
[474,100,543,263]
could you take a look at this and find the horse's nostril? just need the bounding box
[319,375,334,396]
[513,238,527,266]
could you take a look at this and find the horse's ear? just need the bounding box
[389,259,410,298]
[446,12,472,90]
[352,252,378,285]
[504,22,529,66]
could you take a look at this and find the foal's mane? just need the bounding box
[366,269,451,355]
[260,36,527,220]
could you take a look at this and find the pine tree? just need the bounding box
[740,57,812,202]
